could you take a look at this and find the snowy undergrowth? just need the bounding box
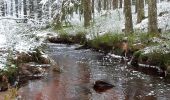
[0,19,52,70]
[60,2,170,39]
[134,2,170,32]
[56,9,124,40]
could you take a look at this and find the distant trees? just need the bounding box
[0,0,5,16]
[104,0,108,10]
[0,0,163,34]
[148,0,159,34]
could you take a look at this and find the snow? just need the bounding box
[134,2,170,32]
[0,1,170,70]
[142,41,170,54]
[110,54,122,59]
[65,1,170,38]
[35,29,58,38]
[0,19,47,70]
[0,34,6,48]
[40,0,49,5]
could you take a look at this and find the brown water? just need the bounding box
[18,43,170,100]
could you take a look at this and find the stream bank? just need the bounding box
[0,27,61,99]
[48,32,170,77]
[17,43,170,100]
[0,46,60,90]
[0,27,170,99]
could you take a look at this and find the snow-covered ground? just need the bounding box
[0,1,169,70]
[0,18,57,70]
[64,1,170,38]
[135,2,170,32]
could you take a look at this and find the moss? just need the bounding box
[0,50,18,83]
[88,33,123,52]
[0,63,18,86]
[74,31,87,44]
[32,48,43,63]
[50,29,87,45]
[127,33,157,47]
[133,50,142,58]
[57,30,74,43]
[58,30,69,38]
[139,33,152,43]
[136,50,170,71]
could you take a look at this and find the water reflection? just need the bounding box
[18,44,170,100]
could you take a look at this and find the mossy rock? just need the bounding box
[132,49,170,71]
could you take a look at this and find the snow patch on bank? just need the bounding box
[0,19,49,70]
[0,34,6,48]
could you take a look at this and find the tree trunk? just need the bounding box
[137,0,145,23]
[112,0,118,10]
[83,0,92,27]
[23,0,27,17]
[119,0,122,8]
[29,0,34,18]
[145,0,148,4]
[135,0,138,13]
[37,0,42,19]
[104,0,107,10]
[15,0,19,17]
[124,0,134,33]
[0,1,5,16]
[148,0,159,34]
[97,0,102,12]
[92,0,95,13]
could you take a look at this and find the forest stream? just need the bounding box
[0,0,170,100]
[17,43,170,100]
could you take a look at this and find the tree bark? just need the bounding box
[148,0,159,34]
[124,0,134,33]
[83,0,92,27]
[135,0,138,13]
[97,0,102,12]
[137,0,145,23]
[92,0,95,13]
[112,0,118,10]
[23,0,27,17]
[15,0,19,17]
[119,0,122,8]
[0,1,5,16]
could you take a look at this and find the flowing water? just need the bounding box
[18,43,170,100]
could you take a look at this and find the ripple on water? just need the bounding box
[18,44,170,100]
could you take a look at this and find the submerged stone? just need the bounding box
[93,80,114,93]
